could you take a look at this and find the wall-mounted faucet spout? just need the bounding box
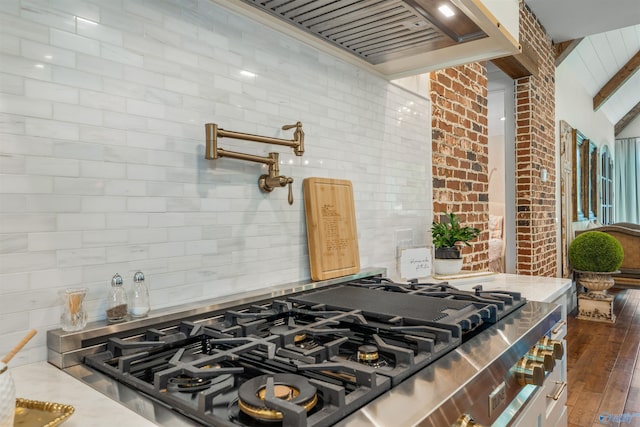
[204,123,304,205]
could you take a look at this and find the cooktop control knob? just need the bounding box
[514,358,545,386]
[525,346,555,372]
[450,414,484,427]
[536,337,564,360]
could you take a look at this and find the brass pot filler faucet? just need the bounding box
[204,122,304,205]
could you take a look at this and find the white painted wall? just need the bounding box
[0,0,432,365]
[555,61,614,150]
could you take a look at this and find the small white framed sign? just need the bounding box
[398,246,431,280]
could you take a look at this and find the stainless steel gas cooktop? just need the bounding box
[47,269,560,427]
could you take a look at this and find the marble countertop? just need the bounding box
[11,362,157,427]
[9,273,572,427]
[434,272,573,303]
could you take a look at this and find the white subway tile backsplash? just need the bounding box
[57,246,106,267]
[127,197,166,212]
[100,43,143,67]
[105,212,148,229]
[0,13,48,44]
[0,0,19,15]
[28,231,81,251]
[0,93,51,118]
[79,160,126,179]
[123,1,163,24]
[25,195,80,212]
[1,0,432,365]
[50,28,100,56]
[101,9,145,35]
[52,66,102,90]
[167,226,201,242]
[126,163,166,181]
[0,72,24,95]
[54,177,104,195]
[0,271,29,294]
[126,99,164,119]
[56,213,105,230]
[20,39,76,68]
[149,212,185,228]
[77,19,123,46]
[20,1,75,32]
[78,89,126,112]
[104,179,146,196]
[83,229,128,246]
[48,0,100,23]
[0,233,27,253]
[164,76,198,96]
[0,312,29,335]
[0,194,25,213]
[25,79,78,103]
[76,53,124,78]
[0,251,56,274]
[0,174,52,194]
[0,153,25,174]
[105,244,148,263]
[103,110,147,131]
[80,195,126,212]
[25,156,79,176]
[123,66,164,89]
[78,126,125,148]
[129,228,167,244]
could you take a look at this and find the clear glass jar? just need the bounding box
[129,271,150,318]
[61,288,88,331]
[106,273,128,323]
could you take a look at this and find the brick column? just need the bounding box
[430,63,489,271]
[514,3,557,276]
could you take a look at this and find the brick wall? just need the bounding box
[431,1,556,275]
[430,63,489,271]
[514,3,557,276]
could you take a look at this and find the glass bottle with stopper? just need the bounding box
[106,273,128,323]
[130,271,150,318]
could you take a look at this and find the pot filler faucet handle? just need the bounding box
[259,152,295,205]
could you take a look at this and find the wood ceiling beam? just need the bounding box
[615,101,640,136]
[554,38,583,67]
[491,40,538,79]
[593,50,640,111]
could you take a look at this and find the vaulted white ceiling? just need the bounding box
[560,24,640,124]
[525,1,640,127]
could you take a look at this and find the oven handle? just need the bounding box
[546,381,567,400]
[551,320,567,335]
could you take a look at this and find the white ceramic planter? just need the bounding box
[433,258,463,275]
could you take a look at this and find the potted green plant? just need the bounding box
[431,212,480,275]
[569,231,624,295]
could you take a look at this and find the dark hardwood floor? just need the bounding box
[567,287,640,427]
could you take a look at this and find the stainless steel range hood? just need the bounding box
[212,0,521,78]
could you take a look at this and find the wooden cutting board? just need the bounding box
[303,177,360,281]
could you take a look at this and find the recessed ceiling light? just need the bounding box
[500,116,506,121]
[34,64,44,68]
[438,5,455,17]
[240,70,256,78]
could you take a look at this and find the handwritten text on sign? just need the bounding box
[399,247,431,279]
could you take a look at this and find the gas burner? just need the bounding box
[351,344,390,369]
[357,344,379,363]
[269,325,307,343]
[167,375,213,393]
[238,373,318,422]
